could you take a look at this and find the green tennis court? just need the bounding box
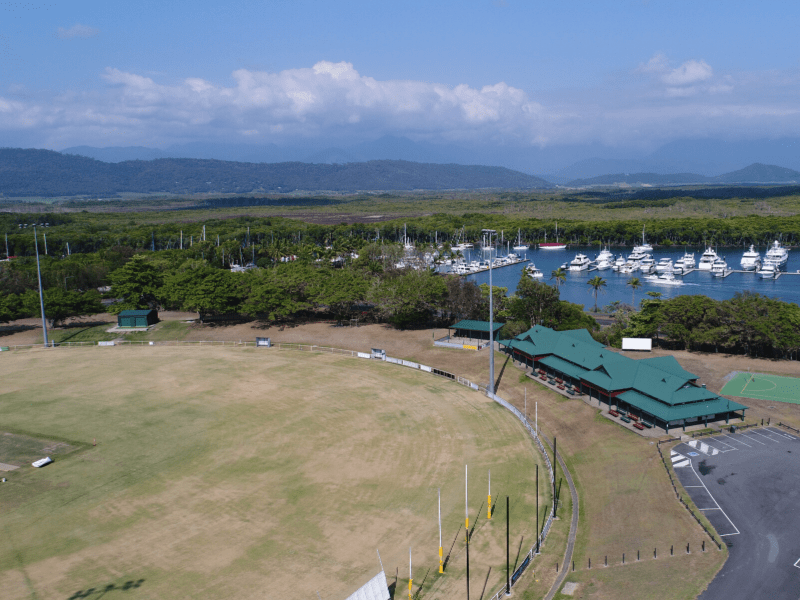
[721,372,800,404]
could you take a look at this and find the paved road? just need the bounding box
[671,427,800,600]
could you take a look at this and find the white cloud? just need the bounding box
[662,59,713,86]
[2,59,800,151]
[56,24,100,39]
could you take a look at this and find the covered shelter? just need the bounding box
[117,309,158,328]
[447,319,505,343]
[500,325,747,432]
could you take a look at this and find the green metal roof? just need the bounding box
[451,319,505,333]
[502,324,748,421]
[618,390,747,423]
[118,309,157,317]
[538,355,589,380]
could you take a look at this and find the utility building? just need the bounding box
[117,309,158,328]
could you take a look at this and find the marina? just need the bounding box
[446,243,800,307]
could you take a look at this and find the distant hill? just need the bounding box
[0,148,552,197]
[713,162,800,183]
[566,172,710,186]
[566,163,800,187]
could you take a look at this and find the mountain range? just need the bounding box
[61,136,800,181]
[2,147,800,198]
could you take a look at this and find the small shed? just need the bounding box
[117,309,158,328]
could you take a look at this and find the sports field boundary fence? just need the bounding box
[4,337,565,596]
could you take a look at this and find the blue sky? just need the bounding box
[2,0,800,152]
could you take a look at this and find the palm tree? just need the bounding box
[587,276,607,312]
[550,267,566,291]
[626,277,642,306]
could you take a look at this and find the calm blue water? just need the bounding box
[455,245,800,309]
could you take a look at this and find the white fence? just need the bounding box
[2,336,555,594]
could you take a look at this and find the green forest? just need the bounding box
[1,194,799,358]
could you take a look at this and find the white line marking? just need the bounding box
[706,437,737,451]
[703,438,735,453]
[686,460,740,536]
[742,433,767,445]
[684,485,706,488]
[794,557,800,568]
[718,434,752,447]
[698,507,721,511]
[720,532,738,537]
[750,429,781,443]
[765,427,796,440]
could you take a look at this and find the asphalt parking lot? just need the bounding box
[671,427,800,600]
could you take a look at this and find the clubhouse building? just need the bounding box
[500,325,747,433]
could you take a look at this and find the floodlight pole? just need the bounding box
[483,229,497,394]
[33,226,49,348]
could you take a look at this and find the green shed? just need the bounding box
[117,309,158,328]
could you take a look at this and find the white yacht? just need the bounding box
[526,263,544,278]
[539,222,567,250]
[612,255,627,271]
[645,272,683,286]
[596,246,614,263]
[513,229,528,251]
[639,255,656,273]
[740,245,761,271]
[759,262,778,279]
[711,257,729,277]
[764,240,789,267]
[698,247,719,271]
[595,256,613,270]
[655,258,674,273]
[674,252,695,272]
[568,253,591,271]
[633,225,654,254]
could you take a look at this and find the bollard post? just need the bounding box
[588,557,591,569]
[572,561,574,572]
[702,540,705,552]
[687,543,690,554]
[604,555,607,567]
[637,550,639,561]
[556,562,558,572]
[654,548,657,559]
[671,545,673,556]
[623,553,625,564]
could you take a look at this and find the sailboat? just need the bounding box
[513,229,528,251]
[539,221,567,250]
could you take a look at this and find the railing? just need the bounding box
[484,390,556,600]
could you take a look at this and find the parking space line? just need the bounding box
[684,485,705,488]
[742,433,767,445]
[719,433,752,447]
[765,427,797,440]
[687,461,740,536]
[703,437,736,452]
[698,507,722,511]
[750,429,781,443]
[794,557,800,569]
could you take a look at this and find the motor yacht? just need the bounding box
[655,258,674,273]
[674,252,695,272]
[711,257,730,277]
[568,253,591,271]
[526,263,544,278]
[595,256,613,270]
[644,272,683,286]
[639,255,656,273]
[698,247,718,271]
[765,240,789,267]
[758,262,778,279]
[740,245,762,271]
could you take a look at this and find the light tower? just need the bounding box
[482,229,497,393]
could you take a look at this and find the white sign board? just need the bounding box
[622,338,652,351]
